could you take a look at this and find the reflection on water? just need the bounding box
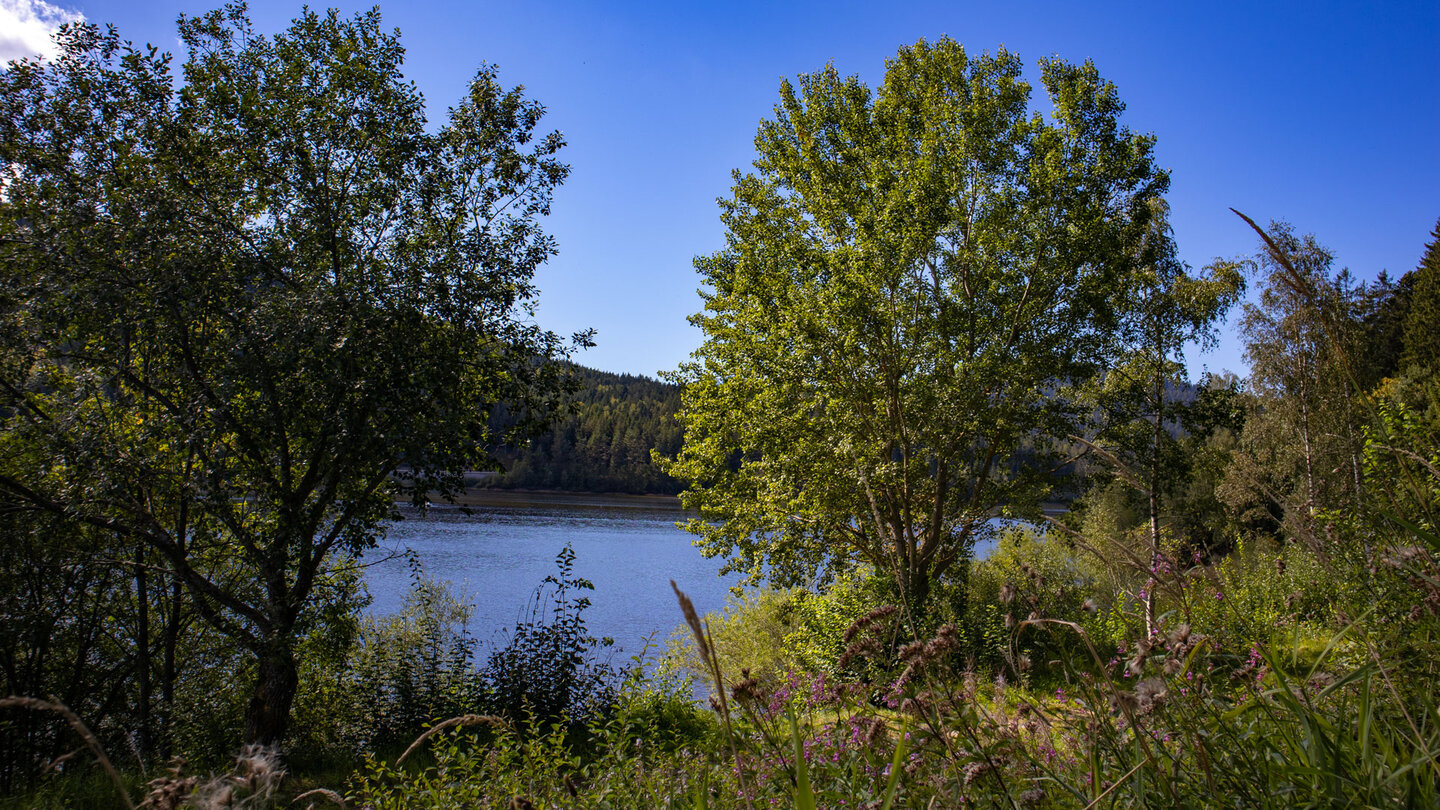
[363,502,740,657]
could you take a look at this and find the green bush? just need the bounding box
[479,545,620,728]
[968,526,1107,673]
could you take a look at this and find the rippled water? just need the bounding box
[362,499,739,657]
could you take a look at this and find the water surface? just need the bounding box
[363,497,738,657]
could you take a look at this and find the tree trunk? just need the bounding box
[1297,374,1321,550]
[243,641,299,746]
[1146,365,1164,639]
[134,543,153,760]
[159,578,183,758]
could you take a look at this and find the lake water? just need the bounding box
[362,495,739,658]
[362,495,1029,658]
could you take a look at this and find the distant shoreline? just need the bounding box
[399,488,686,510]
[396,488,1067,517]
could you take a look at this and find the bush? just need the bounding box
[480,544,620,728]
[968,526,1107,673]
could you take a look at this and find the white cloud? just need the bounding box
[0,0,84,63]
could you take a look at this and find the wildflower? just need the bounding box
[1019,787,1047,806]
[1166,623,1191,648]
[1000,583,1018,604]
[839,636,882,669]
[731,670,762,704]
[842,604,898,643]
[899,640,926,664]
[925,624,961,659]
[865,717,887,745]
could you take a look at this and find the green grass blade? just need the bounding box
[788,706,815,810]
[880,726,908,810]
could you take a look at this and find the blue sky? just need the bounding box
[5,0,1438,380]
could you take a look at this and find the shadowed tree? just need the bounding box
[1081,200,1243,633]
[0,6,583,744]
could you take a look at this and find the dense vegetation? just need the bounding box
[2,7,1439,810]
[489,365,684,495]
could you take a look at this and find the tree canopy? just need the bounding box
[662,39,1170,613]
[0,5,580,744]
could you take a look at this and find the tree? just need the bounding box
[0,6,582,745]
[1221,220,1368,552]
[1401,217,1440,377]
[661,40,1169,617]
[1083,200,1242,633]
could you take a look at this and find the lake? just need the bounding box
[362,492,738,658]
[362,492,1030,659]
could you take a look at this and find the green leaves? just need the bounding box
[0,5,576,744]
[665,39,1168,610]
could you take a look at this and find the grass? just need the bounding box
[6,523,1438,809]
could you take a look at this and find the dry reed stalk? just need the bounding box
[290,787,348,807]
[396,714,509,764]
[670,579,756,810]
[0,695,135,810]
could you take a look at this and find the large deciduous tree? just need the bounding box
[661,40,1169,616]
[0,6,582,744]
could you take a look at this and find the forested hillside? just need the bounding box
[489,365,684,494]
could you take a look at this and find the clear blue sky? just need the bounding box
[7,0,1439,380]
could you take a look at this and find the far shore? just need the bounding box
[398,487,687,510]
[395,487,1068,517]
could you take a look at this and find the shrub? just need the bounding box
[480,544,620,728]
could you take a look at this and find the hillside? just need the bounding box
[487,365,684,494]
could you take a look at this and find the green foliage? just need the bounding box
[1401,217,1440,376]
[351,669,718,810]
[0,4,580,745]
[479,545,620,728]
[783,568,896,676]
[672,587,811,684]
[669,568,897,687]
[493,365,685,494]
[1181,540,1348,656]
[603,656,718,752]
[1081,199,1243,630]
[662,39,1170,615]
[293,571,476,760]
[1223,221,1372,552]
[0,514,136,790]
[968,526,1104,671]
[292,546,622,762]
